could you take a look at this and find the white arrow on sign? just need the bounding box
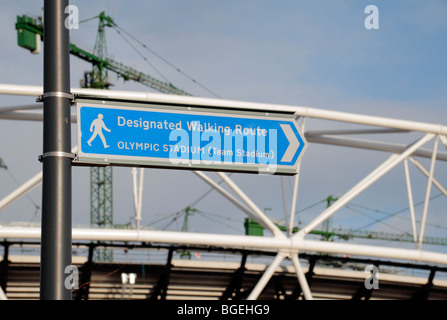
[280,124,299,163]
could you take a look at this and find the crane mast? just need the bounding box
[16,12,193,261]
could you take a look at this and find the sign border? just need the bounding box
[74,98,307,175]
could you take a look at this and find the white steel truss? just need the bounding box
[0,83,446,300]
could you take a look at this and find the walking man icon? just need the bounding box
[87,114,111,148]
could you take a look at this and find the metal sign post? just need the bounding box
[40,0,73,300]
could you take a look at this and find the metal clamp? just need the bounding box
[43,92,74,99]
[36,91,75,103]
[38,151,76,162]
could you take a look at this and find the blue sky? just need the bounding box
[0,1,446,254]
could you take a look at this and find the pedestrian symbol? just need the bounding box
[87,114,111,148]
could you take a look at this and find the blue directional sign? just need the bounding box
[76,100,307,174]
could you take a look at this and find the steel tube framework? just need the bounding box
[0,147,77,212]
[247,252,285,300]
[0,171,42,211]
[1,226,447,264]
[216,172,285,238]
[418,136,439,248]
[403,159,418,245]
[295,133,435,239]
[0,83,446,135]
[409,157,447,197]
[192,171,272,231]
[1,83,447,300]
[290,253,313,300]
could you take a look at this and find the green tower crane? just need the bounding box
[86,12,115,262]
[322,195,338,241]
[15,12,193,261]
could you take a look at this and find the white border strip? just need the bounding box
[0,83,446,135]
[0,226,446,265]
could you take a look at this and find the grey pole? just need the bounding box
[40,0,72,300]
